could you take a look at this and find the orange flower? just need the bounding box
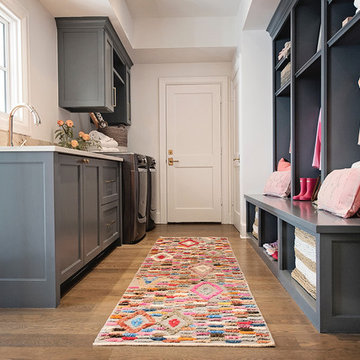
[65,120,74,127]
[71,140,79,148]
[57,120,64,126]
[82,133,90,141]
[78,131,85,138]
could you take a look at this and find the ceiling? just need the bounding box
[125,0,241,18]
[39,0,279,63]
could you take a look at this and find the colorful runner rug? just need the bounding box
[94,237,275,347]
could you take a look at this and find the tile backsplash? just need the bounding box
[0,130,52,147]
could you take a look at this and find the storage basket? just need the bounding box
[100,125,128,147]
[252,207,259,239]
[291,228,316,299]
[280,63,291,86]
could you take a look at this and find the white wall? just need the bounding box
[133,17,237,49]
[129,62,232,222]
[16,0,90,143]
[236,30,273,236]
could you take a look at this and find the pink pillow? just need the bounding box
[263,171,291,198]
[277,158,291,172]
[317,168,360,218]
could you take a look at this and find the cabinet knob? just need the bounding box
[82,158,90,164]
[106,220,116,228]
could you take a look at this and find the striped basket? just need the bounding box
[291,228,317,299]
[252,207,259,239]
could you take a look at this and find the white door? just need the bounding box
[231,77,241,231]
[166,83,222,222]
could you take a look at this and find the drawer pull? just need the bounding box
[106,220,116,227]
[113,87,117,107]
[105,179,116,184]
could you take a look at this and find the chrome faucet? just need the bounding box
[8,104,41,146]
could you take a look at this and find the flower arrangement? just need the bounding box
[55,120,100,151]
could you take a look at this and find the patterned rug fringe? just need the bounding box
[93,236,275,347]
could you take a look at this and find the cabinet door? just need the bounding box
[104,33,114,112]
[126,67,131,125]
[83,159,102,263]
[56,155,84,283]
[57,23,113,112]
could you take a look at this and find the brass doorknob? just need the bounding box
[168,157,180,166]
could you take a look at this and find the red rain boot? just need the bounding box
[293,178,307,200]
[299,178,317,201]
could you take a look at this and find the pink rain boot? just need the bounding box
[293,178,307,200]
[299,178,317,201]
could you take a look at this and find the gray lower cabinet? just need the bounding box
[0,150,122,308]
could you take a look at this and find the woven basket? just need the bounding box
[291,227,317,299]
[100,125,128,147]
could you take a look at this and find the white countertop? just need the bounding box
[0,146,123,162]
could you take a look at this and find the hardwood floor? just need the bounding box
[0,224,359,359]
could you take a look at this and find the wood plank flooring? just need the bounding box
[0,224,359,359]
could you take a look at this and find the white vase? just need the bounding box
[355,0,360,13]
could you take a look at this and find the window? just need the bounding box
[0,0,29,133]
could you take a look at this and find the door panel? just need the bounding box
[57,158,83,283]
[167,84,221,222]
[83,162,101,262]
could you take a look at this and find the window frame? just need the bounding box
[0,0,29,135]
[0,15,10,113]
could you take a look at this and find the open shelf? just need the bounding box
[248,233,279,277]
[275,80,291,97]
[328,0,358,39]
[295,0,321,72]
[328,11,360,47]
[295,51,321,78]
[279,269,317,313]
[275,56,290,71]
[113,69,125,85]
[247,223,317,326]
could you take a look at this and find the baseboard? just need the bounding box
[240,222,249,238]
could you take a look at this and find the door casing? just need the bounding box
[159,76,230,224]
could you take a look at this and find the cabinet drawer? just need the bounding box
[102,164,119,204]
[101,202,119,248]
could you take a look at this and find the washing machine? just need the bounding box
[146,156,156,231]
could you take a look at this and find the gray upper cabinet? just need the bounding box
[56,17,133,118]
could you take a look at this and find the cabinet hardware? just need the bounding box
[168,157,180,166]
[113,87,117,107]
[82,158,90,164]
[105,179,116,184]
[233,157,240,161]
[106,220,116,227]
